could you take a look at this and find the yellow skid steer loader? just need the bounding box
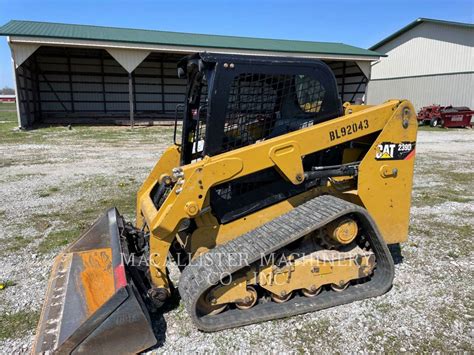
[33,52,417,353]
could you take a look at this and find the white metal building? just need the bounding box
[0,20,382,128]
[367,18,474,110]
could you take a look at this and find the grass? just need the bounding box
[409,303,473,352]
[15,173,47,179]
[33,219,51,233]
[413,188,471,207]
[0,236,32,256]
[410,217,473,258]
[0,106,164,257]
[97,192,136,217]
[411,154,473,271]
[0,310,40,340]
[0,103,16,111]
[38,186,60,198]
[31,174,139,254]
[32,210,94,247]
[0,106,174,146]
[0,280,16,290]
[37,228,82,254]
[284,318,331,352]
[410,216,472,237]
[447,171,473,185]
[374,302,392,313]
[366,331,404,352]
[72,175,139,217]
[412,160,473,207]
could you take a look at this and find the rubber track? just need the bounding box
[178,195,394,331]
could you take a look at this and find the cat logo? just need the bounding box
[375,141,416,161]
[376,143,396,159]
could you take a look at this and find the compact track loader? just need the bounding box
[33,53,417,353]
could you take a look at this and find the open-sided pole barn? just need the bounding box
[0,20,382,128]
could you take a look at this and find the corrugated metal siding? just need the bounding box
[370,18,474,50]
[367,73,474,110]
[0,20,382,58]
[371,22,474,79]
[16,59,38,126]
[30,46,187,120]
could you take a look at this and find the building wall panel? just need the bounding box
[16,60,38,126]
[367,73,474,110]
[371,22,474,79]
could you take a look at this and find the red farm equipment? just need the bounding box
[417,105,473,128]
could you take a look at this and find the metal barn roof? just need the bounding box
[0,20,382,59]
[370,17,474,50]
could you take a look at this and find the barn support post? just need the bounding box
[33,53,42,121]
[11,57,24,128]
[66,48,75,113]
[100,51,107,114]
[160,54,166,114]
[14,61,35,126]
[132,71,137,119]
[355,61,371,104]
[105,48,150,128]
[128,72,134,128]
[8,39,41,128]
[341,61,346,103]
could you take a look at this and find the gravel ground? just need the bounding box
[0,114,472,353]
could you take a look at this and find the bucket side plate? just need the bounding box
[32,209,157,354]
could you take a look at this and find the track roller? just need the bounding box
[235,286,258,310]
[302,286,322,298]
[197,292,227,316]
[271,291,293,303]
[330,282,350,292]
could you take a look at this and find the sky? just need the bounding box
[0,0,472,87]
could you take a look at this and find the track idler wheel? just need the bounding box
[235,286,258,310]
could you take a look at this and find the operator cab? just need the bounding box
[176,52,342,165]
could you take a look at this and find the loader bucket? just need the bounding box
[33,208,157,354]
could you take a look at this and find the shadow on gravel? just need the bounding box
[388,243,404,264]
[148,291,181,350]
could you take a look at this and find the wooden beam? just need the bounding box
[160,54,166,113]
[128,72,134,128]
[23,66,33,125]
[341,61,346,103]
[33,53,42,121]
[132,70,137,116]
[14,64,29,127]
[100,51,107,113]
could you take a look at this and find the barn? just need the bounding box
[367,18,474,110]
[0,20,381,128]
[0,94,16,103]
